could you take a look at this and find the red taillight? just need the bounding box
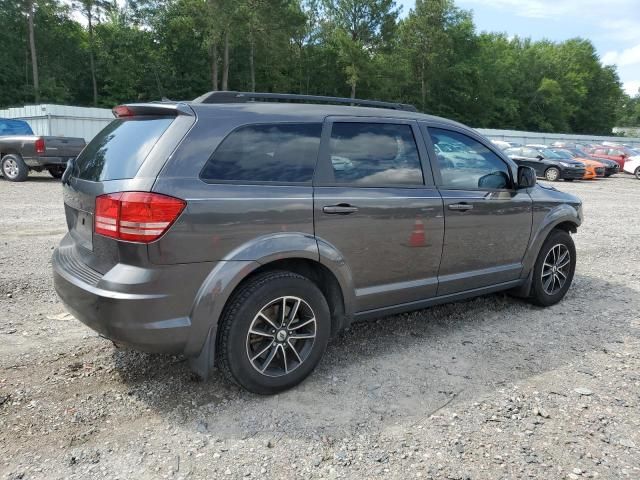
[95,192,186,243]
[35,137,45,154]
[112,105,135,117]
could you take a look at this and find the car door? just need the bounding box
[422,124,533,296]
[313,117,444,313]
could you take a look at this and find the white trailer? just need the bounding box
[0,104,113,143]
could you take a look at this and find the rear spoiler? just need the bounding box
[112,103,194,118]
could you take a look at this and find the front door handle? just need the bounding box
[448,202,473,211]
[323,204,359,215]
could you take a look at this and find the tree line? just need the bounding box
[1,0,637,135]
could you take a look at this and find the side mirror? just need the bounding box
[536,154,544,160]
[518,166,536,188]
[621,154,627,160]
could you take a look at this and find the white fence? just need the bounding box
[2,103,640,148]
[0,104,113,142]
[477,128,640,148]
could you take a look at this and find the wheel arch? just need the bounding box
[512,212,579,298]
[187,234,355,379]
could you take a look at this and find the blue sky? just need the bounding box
[397,0,640,96]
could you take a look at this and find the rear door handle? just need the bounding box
[323,204,359,215]
[448,202,473,211]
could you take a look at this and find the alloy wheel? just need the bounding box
[541,244,571,295]
[246,296,316,377]
[545,168,559,181]
[2,158,19,179]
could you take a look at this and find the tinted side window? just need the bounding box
[430,128,511,190]
[329,123,423,186]
[201,123,322,183]
[522,148,540,158]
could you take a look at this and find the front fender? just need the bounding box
[522,202,581,275]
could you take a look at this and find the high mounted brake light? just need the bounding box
[95,192,186,243]
[112,105,135,118]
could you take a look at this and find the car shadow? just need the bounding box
[111,273,639,439]
[0,175,61,183]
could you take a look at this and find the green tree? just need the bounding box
[322,0,399,98]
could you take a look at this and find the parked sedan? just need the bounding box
[567,149,619,177]
[549,148,604,179]
[504,146,586,181]
[588,146,636,170]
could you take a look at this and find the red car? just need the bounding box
[588,145,637,170]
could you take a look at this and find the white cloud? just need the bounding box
[623,80,640,96]
[463,0,638,20]
[602,44,640,67]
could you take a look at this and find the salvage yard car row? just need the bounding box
[491,139,640,181]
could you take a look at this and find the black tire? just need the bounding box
[1,154,29,182]
[528,229,576,307]
[544,167,560,182]
[48,166,65,179]
[635,167,640,180]
[216,270,331,394]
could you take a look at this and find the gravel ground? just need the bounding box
[1,173,639,480]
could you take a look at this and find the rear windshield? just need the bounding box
[0,119,33,135]
[73,117,173,181]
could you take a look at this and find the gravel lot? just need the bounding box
[1,173,639,480]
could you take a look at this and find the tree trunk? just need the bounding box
[350,81,356,99]
[420,60,426,111]
[249,33,255,92]
[87,11,98,106]
[211,40,219,91]
[222,29,229,91]
[26,0,39,104]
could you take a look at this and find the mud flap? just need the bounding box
[188,328,215,380]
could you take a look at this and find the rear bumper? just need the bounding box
[24,156,74,167]
[52,236,212,354]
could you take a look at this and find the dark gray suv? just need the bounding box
[53,92,582,394]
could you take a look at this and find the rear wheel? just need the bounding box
[216,271,331,394]
[1,154,29,182]
[544,167,560,182]
[528,229,576,307]
[48,166,65,179]
[635,167,640,180]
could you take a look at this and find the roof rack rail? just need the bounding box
[192,91,418,112]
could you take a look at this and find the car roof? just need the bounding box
[187,102,467,128]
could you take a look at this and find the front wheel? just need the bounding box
[544,167,560,182]
[635,167,640,180]
[528,229,576,307]
[216,271,331,394]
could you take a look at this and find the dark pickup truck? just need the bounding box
[0,118,86,182]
